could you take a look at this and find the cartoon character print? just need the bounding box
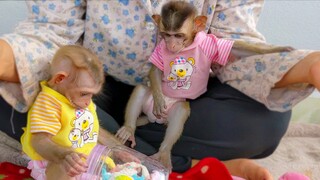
[167,56,195,90]
[69,128,82,148]
[167,72,178,89]
[68,108,98,148]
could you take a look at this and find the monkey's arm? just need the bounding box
[31,132,88,175]
[31,133,73,163]
[149,65,167,118]
[99,127,123,148]
[100,128,140,162]
[115,85,152,147]
[232,40,294,55]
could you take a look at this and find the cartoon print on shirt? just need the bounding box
[167,72,178,89]
[69,128,82,148]
[167,56,195,90]
[69,109,98,148]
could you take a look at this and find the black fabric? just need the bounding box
[0,96,27,141]
[136,78,291,161]
[94,75,135,125]
[95,76,291,172]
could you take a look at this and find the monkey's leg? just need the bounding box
[46,162,76,180]
[124,84,150,128]
[153,101,190,170]
[136,115,150,127]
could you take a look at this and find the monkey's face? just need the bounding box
[161,31,186,53]
[62,69,101,109]
[160,17,195,53]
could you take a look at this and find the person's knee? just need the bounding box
[245,112,290,158]
[0,40,19,82]
[308,52,320,88]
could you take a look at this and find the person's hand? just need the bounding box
[115,126,136,148]
[61,152,88,177]
[152,91,167,119]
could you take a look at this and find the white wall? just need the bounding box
[257,1,320,50]
[0,1,27,35]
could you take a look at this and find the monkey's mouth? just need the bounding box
[68,98,81,109]
[168,45,185,54]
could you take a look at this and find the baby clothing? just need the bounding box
[142,91,185,124]
[143,31,233,123]
[21,81,99,178]
[150,31,233,100]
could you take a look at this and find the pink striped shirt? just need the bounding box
[149,31,234,99]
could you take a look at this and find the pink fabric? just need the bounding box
[232,176,246,180]
[142,92,184,124]
[149,31,234,100]
[279,172,310,180]
[27,160,48,180]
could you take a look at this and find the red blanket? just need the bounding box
[0,162,32,180]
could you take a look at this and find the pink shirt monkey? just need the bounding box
[145,31,234,122]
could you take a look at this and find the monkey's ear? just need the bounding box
[194,16,207,32]
[152,14,161,26]
[51,71,68,84]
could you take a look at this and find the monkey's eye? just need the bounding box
[160,32,171,38]
[174,34,185,39]
[80,92,89,97]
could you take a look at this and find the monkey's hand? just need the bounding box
[152,91,167,119]
[112,147,141,163]
[151,150,172,171]
[115,126,136,148]
[62,152,88,177]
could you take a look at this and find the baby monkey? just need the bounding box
[116,1,292,170]
[21,45,106,179]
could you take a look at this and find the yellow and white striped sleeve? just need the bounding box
[29,92,61,135]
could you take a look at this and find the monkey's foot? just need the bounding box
[151,151,172,171]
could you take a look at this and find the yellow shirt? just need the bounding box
[21,81,99,160]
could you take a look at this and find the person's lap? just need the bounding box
[136,78,291,160]
[0,76,291,172]
[95,76,291,171]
